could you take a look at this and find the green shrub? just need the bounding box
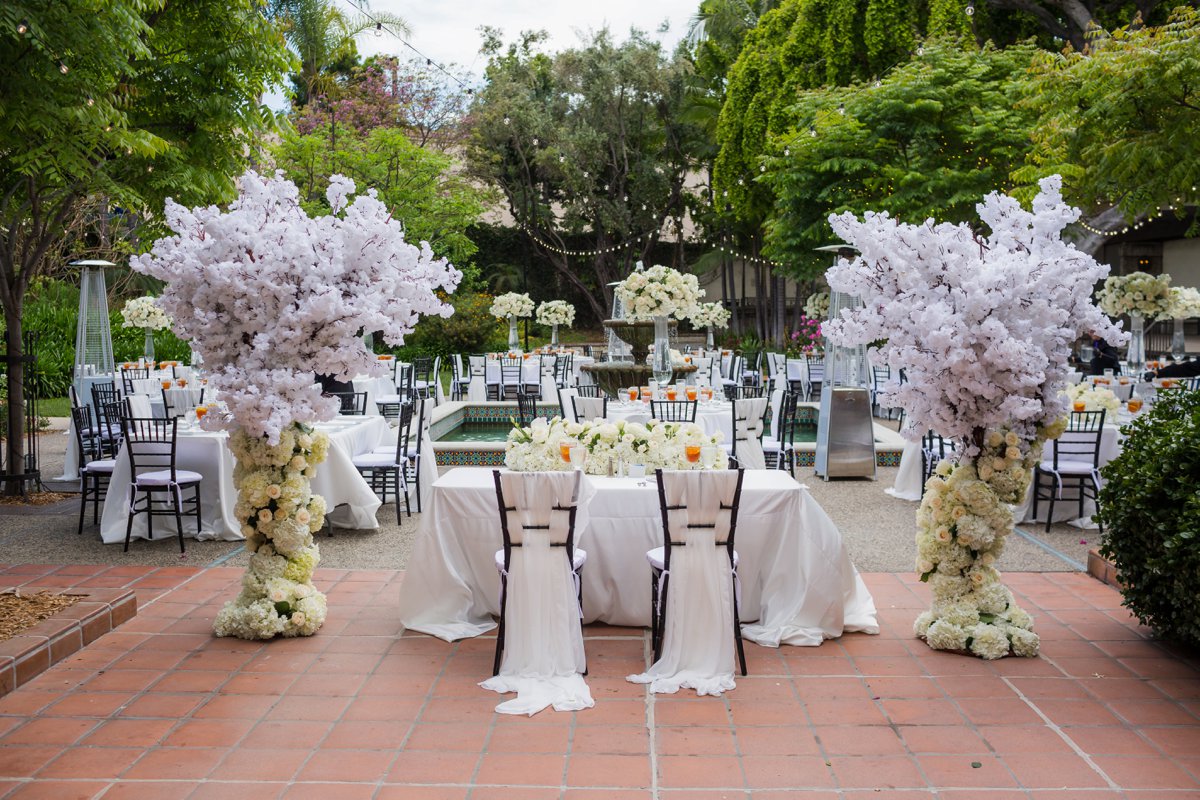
[1097,387,1200,646]
[388,291,507,359]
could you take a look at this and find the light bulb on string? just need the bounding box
[873,78,882,88]
[58,61,69,74]
[502,116,510,125]
[965,3,974,15]
[374,22,383,36]
[837,103,845,115]
[784,148,790,157]
[917,45,925,56]
[809,125,817,137]
[17,19,28,34]
[86,96,94,107]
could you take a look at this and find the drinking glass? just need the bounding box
[685,444,701,463]
[195,405,209,421]
[666,387,677,401]
[568,444,586,471]
[700,445,718,469]
[559,440,574,464]
[161,380,172,391]
[1127,398,1143,414]
[1072,401,1086,412]
[627,387,638,402]
[686,386,697,401]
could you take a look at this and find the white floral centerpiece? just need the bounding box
[1168,286,1200,319]
[614,264,703,322]
[491,292,535,319]
[536,300,575,327]
[131,171,460,640]
[121,296,171,330]
[823,176,1124,659]
[1065,383,1121,418]
[803,291,830,321]
[690,302,730,329]
[506,417,723,475]
[1095,271,1173,319]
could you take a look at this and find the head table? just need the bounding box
[98,416,391,544]
[398,467,879,648]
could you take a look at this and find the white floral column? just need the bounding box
[823,176,1125,659]
[214,424,331,639]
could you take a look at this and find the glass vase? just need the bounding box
[1171,317,1186,361]
[550,323,559,348]
[652,315,673,385]
[143,330,155,363]
[706,327,714,350]
[507,316,521,354]
[1126,313,1146,377]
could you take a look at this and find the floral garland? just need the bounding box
[615,264,703,322]
[1095,271,1173,319]
[914,420,1065,659]
[803,292,830,321]
[786,315,824,357]
[505,417,723,475]
[121,296,171,331]
[214,423,331,639]
[491,292,535,319]
[1168,286,1200,319]
[536,299,576,327]
[690,302,731,329]
[1064,383,1121,418]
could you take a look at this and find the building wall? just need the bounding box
[1164,238,1200,289]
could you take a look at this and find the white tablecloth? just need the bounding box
[887,439,926,502]
[604,400,734,443]
[98,416,390,544]
[398,468,878,647]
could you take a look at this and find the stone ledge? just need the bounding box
[1087,548,1122,589]
[0,587,137,698]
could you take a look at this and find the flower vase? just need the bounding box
[913,429,1045,660]
[1171,317,1186,361]
[507,316,521,354]
[1127,313,1146,377]
[550,323,559,348]
[706,326,714,350]
[214,423,331,640]
[143,330,155,363]
[652,315,673,385]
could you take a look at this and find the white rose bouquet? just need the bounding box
[690,302,731,329]
[1167,286,1200,319]
[1095,271,1173,319]
[505,416,723,475]
[615,264,703,322]
[1064,383,1121,418]
[803,291,830,321]
[491,292,535,319]
[121,296,171,331]
[536,300,576,327]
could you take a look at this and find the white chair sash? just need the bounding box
[732,397,768,470]
[574,396,606,423]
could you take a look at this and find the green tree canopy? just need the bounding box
[0,0,292,489]
[466,29,700,322]
[762,42,1039,272]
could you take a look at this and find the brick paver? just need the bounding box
[0,563,1197,798]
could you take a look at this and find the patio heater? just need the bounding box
[70,260,117,406]
[814,245,876,480]
[605,280,632,362]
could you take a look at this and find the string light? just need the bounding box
[58,60,69,74]
[340,0,478,96]
[373,21,382,37]
[965,3,975,16]
[16,19,29,34]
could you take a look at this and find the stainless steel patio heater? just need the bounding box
[71,260,116,404]
[814,245,876,480]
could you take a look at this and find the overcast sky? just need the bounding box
[346,0,700,82]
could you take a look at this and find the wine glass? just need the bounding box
[568,444,586,471]
[700,444,718,469]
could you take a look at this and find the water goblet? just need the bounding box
[700,445,718,469]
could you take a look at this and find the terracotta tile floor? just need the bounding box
[1,564,1198,799]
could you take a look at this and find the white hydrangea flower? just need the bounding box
[491,292,535,319]
[536,300,576,327]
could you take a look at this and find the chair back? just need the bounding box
[725,384,766,401]
[651,400,697,422]
[558,387,579,422]
[121,414,182,482]
[121,368,150,395]
[395,363,414,401]
[162,387,204,419]
[575,384,604,398]
[126,394,154,419]
[70,405,102,469]
[499,356,522,389]
[572,395,607,422]
[655,469,745,570]
[871,365,891,391]
[516,392,538,428]
[522,355,543,387]
[774,390,802,448]
[805,355,825,384]
[1181,376,1200,391]
[451,354,467,383]
[554,354,573,387]
[389,401,415,466]
[493,470,581,562]
[91,381,119,412]
[329,390,367,416]
[1052,410,1106,467]
[413,356,434,385]
[921,431,957,485]
[693,357,714,387]
[731,397,769,469]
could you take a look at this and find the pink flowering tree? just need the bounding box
[132,170,460,639]
[824,176,1123,659]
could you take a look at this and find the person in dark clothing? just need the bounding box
[1089,334,1121,376]
[1153,359,1200,379]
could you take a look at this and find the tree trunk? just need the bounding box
[4,306,24,496]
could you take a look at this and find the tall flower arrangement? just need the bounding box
[1168,286,1200,319]
[1095,271,1173,319]
[536,300,575,327]
[823,176,1124,659]
[490,292,534,319]
[614,264,703,321]
[803,291,830,321]
[121,296,171,331]
[131,171,460,639]
[689,302,730,330]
